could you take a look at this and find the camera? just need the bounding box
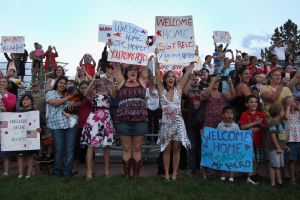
[220,76,229,81]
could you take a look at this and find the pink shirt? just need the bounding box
[1,92,16,111]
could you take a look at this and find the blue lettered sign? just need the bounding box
[201,127,253,173]
[108,21,149,66]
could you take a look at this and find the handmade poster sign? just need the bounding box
[213,31,231,44]
[155,15,196,64]
[201,127,253,173]
[108,21,149,66]
[0,111,40,151]
[98,24,112,43]
[1,36,25,53]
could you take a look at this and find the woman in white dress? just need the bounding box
[154,58,193,181]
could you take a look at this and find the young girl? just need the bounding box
[283,96,300,185]
[81,73,115,179]
[267,103,288,187]
[16,93,41,179]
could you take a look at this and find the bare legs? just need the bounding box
[86,146,110,178]
[17,155,34,177]
[86,147,94,178]
[269,165,282,186]
[163,140,181,180]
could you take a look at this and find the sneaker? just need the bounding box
[229,177,234,183]
[25,176,31,180]
[68,116,77,128]
[18,175,23,179]
[2,172,8,176]
[247,176,259,185]
[220,176,226,182]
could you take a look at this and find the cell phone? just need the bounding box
[95,75,100,79]
[220,76,229,81]
[285,73,290,79]
[218,82,223,92]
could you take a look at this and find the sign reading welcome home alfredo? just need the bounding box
[155,16,196,64]
[201,127,253,173]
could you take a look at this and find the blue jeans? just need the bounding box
[187,127,200,172]
[52,127,77,176]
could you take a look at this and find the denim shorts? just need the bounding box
[287,142,300,161]
[116,121,149,136]
[269,150,284,168]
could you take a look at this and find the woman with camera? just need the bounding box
[200,74,236,128]
[80,72,116,179]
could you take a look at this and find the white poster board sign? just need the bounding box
[155,16,196,64]
[213,31,231,44]
[1,36,25,53]
[98,24,112,43]
[0,111,40,151]
[108,21,149,66]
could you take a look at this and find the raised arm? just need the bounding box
[45,78,53,92]
[222,77,236,101]
[177,63,194,93]
[4,53,11,62]
[287,69,300,92]
[269,39,282,51]
[183,76,192,96]
[154,58,164,96]
[112,62,125,89]
[200,76,218,101]
[84,78,96,97]
[223,44,229,52]
[261,84,284,103]
[79,55,84,66]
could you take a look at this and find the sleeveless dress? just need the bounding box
[81,94,114,148]
[158,88,191,152]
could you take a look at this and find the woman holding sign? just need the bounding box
[114,63,149,180]
[154,57,192,181]
[0,77,17,176]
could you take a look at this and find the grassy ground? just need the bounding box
[0,175,299,200]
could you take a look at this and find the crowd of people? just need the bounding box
[0,38,300,187]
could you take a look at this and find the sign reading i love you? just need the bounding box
[155,16,196,65]
[108,21,149,66]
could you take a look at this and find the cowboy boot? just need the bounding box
[122,159,131,178]
[133,159,142,180]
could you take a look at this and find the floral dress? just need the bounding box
[158,88,191,151]
[81,94,114,148]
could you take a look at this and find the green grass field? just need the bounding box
[0,175,299,200]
